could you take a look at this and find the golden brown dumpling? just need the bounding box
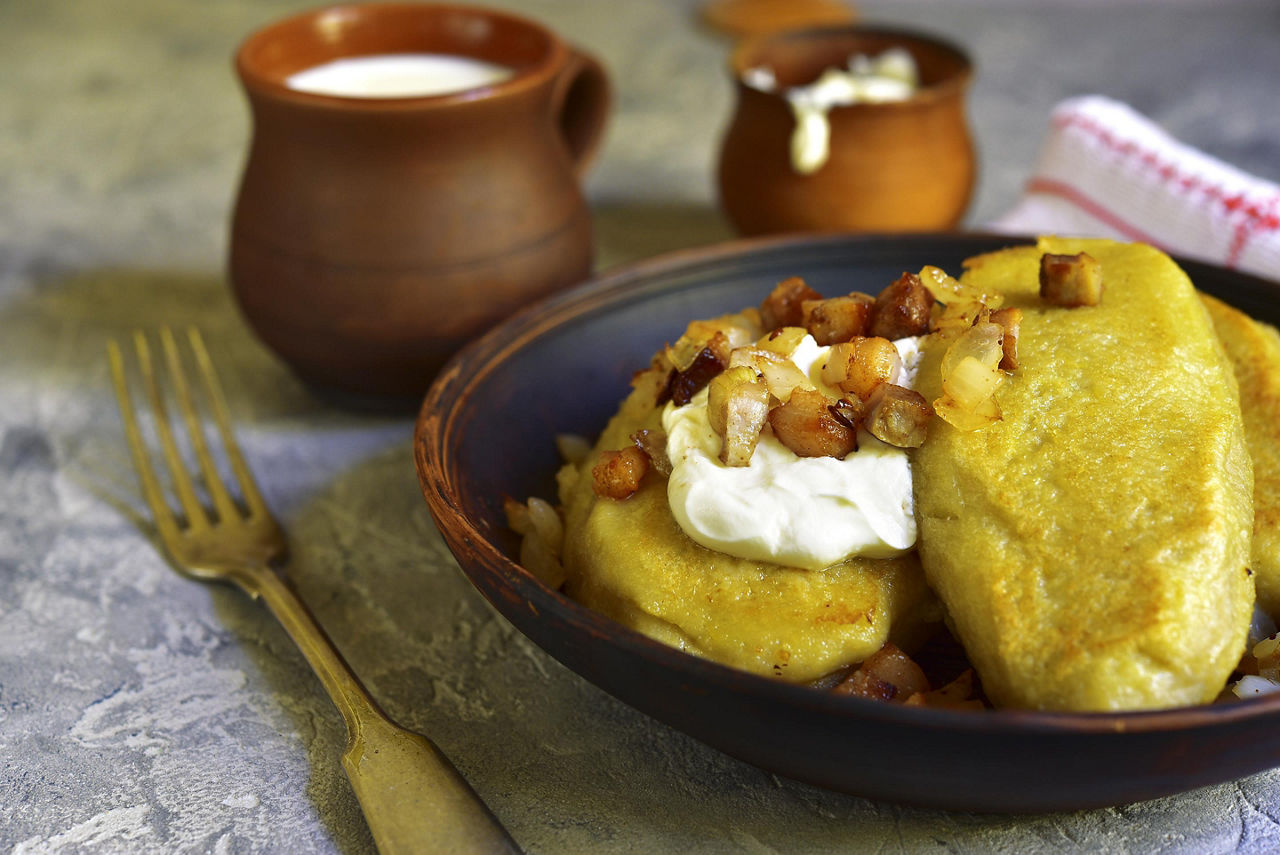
[1202,292,1280,618]
[911,238,1254,711]
[557,316,940,684]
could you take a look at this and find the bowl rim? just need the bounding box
[414,229,1280,737]
[728,23,974,108]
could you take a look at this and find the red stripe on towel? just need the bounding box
[1049,110,1280,266]
[1023,177,1165,247]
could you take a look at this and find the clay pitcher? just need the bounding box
[230,3,610,402]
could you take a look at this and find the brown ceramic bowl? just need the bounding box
[718,27,975,235]
[414,233,1280,812]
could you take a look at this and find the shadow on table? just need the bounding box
[2,266,329,423]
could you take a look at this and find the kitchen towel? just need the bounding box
[990,95,1280,282]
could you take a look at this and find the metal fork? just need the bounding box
[108,327,520,855]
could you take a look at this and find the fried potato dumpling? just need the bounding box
[557,314,940,684]
[911,238,1254,711]
[1202,292,1280,618]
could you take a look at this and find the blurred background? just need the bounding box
[5,0,1278,275]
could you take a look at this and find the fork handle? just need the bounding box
[342,715,522,855]
[245,566,521,855]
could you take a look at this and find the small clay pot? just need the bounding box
[718,26,974,236]
[230,3,610,403]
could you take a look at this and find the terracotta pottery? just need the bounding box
[718,27,974,236]
[230,3,610,402]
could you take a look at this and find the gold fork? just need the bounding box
[109,327,520,855]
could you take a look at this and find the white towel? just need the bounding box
[990,95,1280,282]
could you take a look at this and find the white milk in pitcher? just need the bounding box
[286,53,515,98]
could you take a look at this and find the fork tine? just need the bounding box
[160,327,242,523]
[186,327,270,519]
[134,330,210,531]
[108,339,185,544]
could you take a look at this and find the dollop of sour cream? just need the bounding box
[662,335,924,571]
[744,49,920,175]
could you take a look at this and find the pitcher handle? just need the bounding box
[553,46,611,178]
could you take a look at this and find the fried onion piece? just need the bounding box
[916,265,1003,339]
[1039,251,1103,307]
[768,388,859,459]
[591,446,650,500]
[934,321,1005,431]
[935,394,1002,432]
[865,383,931,448]
[801,293,875,345]
[503,496,533,536]
[707,366,771,467]
[990,306,1023,371]
[520,531,566,589]
[761,276,822,330]
[903,670,986,711]
[758,325,810,358]
[666,318,756,372]
[870,272,936,340]
[1250,635,1280,683]
[631,429,672,477]
[505,496,567,589]
[555,433,593,465]
[821,336,901,401]
[730,346,812,403]
[918,264,1002,309]
[832,643,931,702]
[665,331,730,405]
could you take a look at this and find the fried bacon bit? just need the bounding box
[630,429,671,477]
[800,293,875,345]
[591,446,649,499]
[827,396,866,432]
[768,388,859,459]
[989,307,1023,371]
[664,331,730,405]
[865,384,931,448]
[707,366,772,467]
[760,276,822,330]
[1039,251,1103,307]
[902,670,986,711]
[869,272,936,340]
[833,643,931,702]
[821,336,901,401]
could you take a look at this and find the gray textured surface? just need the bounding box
[4,1,1280,852]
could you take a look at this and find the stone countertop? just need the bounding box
[4,1,1280,852]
